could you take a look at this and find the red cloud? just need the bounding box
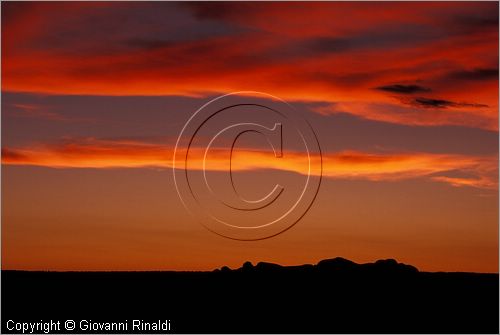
[2,2,498,130]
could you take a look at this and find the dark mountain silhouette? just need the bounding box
[2,257,498,333]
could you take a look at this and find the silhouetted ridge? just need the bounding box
[317,256,357,271]
[218,257,419,275]
[256,261,283,272]
[2,256,498,333]
[372,258,419,274]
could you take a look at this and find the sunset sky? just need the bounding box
[2,2,498,272]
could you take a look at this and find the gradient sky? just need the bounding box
[2,1,498,272]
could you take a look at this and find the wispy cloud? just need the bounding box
[2,138,497,190]
[312,101,498,130]
[5,103,94,123]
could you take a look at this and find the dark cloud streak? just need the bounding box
[376,84,431,94]
[446,68,498,81]
[405,97,489,109]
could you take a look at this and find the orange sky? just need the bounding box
[1,2,498,272]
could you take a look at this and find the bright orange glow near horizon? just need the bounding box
[1,1,498,273]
